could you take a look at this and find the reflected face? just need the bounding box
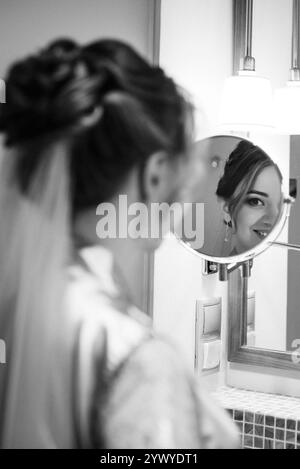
[177,142,209,204]
[233,166,282,254]
[147,148,208,251]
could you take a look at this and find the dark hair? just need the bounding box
[0,38,191,213]
[216,140,283,224]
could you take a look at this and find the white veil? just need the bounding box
[0,141,76,448]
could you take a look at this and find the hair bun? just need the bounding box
[0,39,94,145]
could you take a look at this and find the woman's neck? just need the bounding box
[104,237,146,311]
[73,208,147,312]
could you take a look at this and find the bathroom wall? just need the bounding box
[0,0,158,149]
[0,0,156,78]
[159,0,233,139]
[214,386,300,449]
[154,0,297,394]
[153,0,233,389]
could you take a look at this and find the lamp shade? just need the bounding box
[274,81,300,134]
[219,71,274,131]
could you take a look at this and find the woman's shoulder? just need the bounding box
[90,336,239,449]
[64,253,152,374]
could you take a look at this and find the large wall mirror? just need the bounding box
[228,135,300,371]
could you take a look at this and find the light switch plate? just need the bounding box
[202,339,221,370]
[194,298,222,371]
[195,298,222,335]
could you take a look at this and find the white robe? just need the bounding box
[0,245,238,449]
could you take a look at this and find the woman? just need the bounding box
[216,140,283,256]
[0,38,237,448]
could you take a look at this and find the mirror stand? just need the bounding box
[203,259,253,282]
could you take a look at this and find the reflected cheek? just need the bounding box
[235,207,260,239]
[179,157,208,203]
[268,204,280,224]
[165,171,186,205]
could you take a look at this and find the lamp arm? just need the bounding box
[272,241,300,252]
[245,0,253,58]
[243,0,255,71]
[291,0,300,79]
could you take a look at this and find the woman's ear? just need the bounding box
[220,202,232,226]
[142,151,179,203]
[222,203,229,215]
[219,200,229,216]
[218,200,236,232]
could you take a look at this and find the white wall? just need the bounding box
[159,0,233,138]
[252,0,292,92]
[154,0,233,390]
[0,0,155,77]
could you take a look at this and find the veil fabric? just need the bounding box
[0,143,75,448]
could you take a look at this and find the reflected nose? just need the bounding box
[181,157,208,203]
[262,203,280,226]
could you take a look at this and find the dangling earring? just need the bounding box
[224,217,232,242]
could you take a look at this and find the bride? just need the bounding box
[0,38,237,449]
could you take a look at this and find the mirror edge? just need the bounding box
[228,266,300,373]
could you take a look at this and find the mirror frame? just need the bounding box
[228,265,300,372]
[176,134,293,265]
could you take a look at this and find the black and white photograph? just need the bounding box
[0,0,300,453]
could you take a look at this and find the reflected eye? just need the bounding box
[246,197,265,207]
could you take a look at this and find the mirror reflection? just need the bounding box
[243,136,300,354]
[178,136,285,260]
[242,247,300,354]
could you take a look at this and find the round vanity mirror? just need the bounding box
[176,136,293,264]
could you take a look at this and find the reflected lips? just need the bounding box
[253,228,270,240]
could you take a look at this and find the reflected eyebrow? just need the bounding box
[247,190,269,198]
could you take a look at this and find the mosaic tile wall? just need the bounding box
[213,387,300,449]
